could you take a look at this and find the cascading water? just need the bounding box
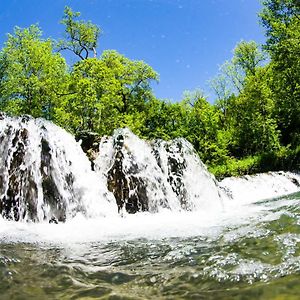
[0,115,228,222]
[1,115,300,299]
[0,114,114,222]
[151,138,226,211]
[1,115,300,222]
[94,128,225,214]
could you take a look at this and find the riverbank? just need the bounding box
[210,146,300,180]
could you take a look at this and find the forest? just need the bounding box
[0,0,299,178]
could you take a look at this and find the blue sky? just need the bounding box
[0,0,264,102]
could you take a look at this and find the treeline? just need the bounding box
[0,1,299,178]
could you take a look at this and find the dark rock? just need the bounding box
[49,217,58,224]
[107,132,149,213]
[152,139,190,210]
[0,112,6,120]
[40,138,66,222]
[291,177,300,187]
[0,127,38,221]
[0,115,78,222]
[76,131,101,170]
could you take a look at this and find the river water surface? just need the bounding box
[1,192,300,299]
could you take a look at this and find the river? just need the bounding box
[1,191,299,299]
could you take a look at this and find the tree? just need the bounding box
[260,0,300,53]
[210,40,266,128]
[142,97,191,140]
[260,0,300,145]
[210,41,265,101]
[181,90,230,165]
[232,40,266,76]
[60,50,158,134]
[58,6,101,60]
[229,67,280,156]
[101,50,158,114]
[0,25,67,119]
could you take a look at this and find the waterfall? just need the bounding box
[1,114,299,223]
[220,171,300,203]
[94,128,224,214]
[0,114,114,222]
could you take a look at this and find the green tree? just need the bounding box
[210,41,265,98]
[60,50,158,134]
[260,0,300,146]
[232,40,266,76]
[142,97,191,140]
[182,90,230,165]
[58,6,101,60]
[229,67,280,156]
[0,25,67,119]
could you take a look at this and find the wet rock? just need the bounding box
[49,217,58,224]
[0,112,6,120]
[290,177,300,187]
[95,128,223,214]
[152,140,189,210]
[76,131,101,170]
[40,138,67,222]
[0,126,38,221]
[107,133,149,213]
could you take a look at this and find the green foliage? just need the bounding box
[141,97,191,140]
[232,40,266,76]
[182,90,230,165]
[58,50,158,134]
[210,156,261,179]
[58,6,101,59]
[260,0,300,146]
[211,146,300,180]
[0,25,67,119]
[228,67,280,156]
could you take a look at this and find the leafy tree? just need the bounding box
[58,6,101,60]
[260,0,300,53]
[232,40,266,76]
[59,50,158,134]
[229,67,280,156]
[210,41,265,99]
[0,25,67,119]
[182,90,230,165]
[101,50,158,114]
[260,0,300,145]
[142,97,191,140]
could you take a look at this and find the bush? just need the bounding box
[210,145,300,180]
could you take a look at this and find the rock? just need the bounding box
[76,131,101,170]
[0,115,98,222]
[106,132,149,213]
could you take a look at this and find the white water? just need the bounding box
[0,116,115,222]
[95,128,224,213]
[220,171,300,204]
[0,116,300,244]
